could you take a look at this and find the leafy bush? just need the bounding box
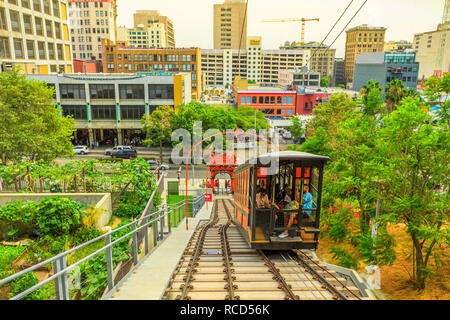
[8,272,55,300]
[36,197,84,236]
[329,245,360,270]
[0,201,39,240]
[322,200,360,242]
[358,230,396,266]
[72,227,102,247]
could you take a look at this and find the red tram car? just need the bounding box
[233,151,330,250]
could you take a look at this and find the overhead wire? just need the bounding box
[237,0,249,80]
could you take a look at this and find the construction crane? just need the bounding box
[435,0,450,76]
[261,18,320,45]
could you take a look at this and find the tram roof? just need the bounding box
[238,151,330,168]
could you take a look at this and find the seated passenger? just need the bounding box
[256,187,271,209]
[276,186,292,209]
[279,193,301,239]
[302,185,314,217]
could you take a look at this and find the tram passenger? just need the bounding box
[256,187,271,209]
[278,192,301,239]
[302,185,314,217]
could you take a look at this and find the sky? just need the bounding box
[116,0,445,58]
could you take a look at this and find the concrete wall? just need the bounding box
[353,63,387,92]
[0,193,112,228]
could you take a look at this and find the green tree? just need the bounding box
[378,97,449,289]
[0,68,76,164]
[385,79,406,113]
[288,117,306,142]
[423,73,450,128]
[360,80,383,106]
[141,105,175,161]
[320,77,329,88]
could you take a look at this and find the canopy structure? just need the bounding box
[207,152,237,192]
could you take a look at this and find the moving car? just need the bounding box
[160,163,170,170]
[73,146,89,155]
[111,148,137,159]
[105,146,133,156]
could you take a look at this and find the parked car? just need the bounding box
[111,148,137,159]
[282,132,293,140]
[160,163,170,170]
[105,146,133,156]
[73,146,89,155]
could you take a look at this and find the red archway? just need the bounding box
[208,152,237,193]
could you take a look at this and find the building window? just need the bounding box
[55,23,61,39]
[33,0,41,11]
[288,96,293,105]
[90,84,115,99]
[241,96,246,105]
[148,84,174,99]
[283,97,287,105]
[35,17,43,35]
[47,42,55,59]
[62,105,87,120]
[56,44,63,60]
[23,14,33,34]
[60,84,86,99]
[0,37,11,58]
[120,105,146,120]
[0,8,7,30]
[45,20,53,38]
[119,84,145,100]
[10,11,21,32]
[43,0,51,15]
[91,105,116,120]
[52,0,60,17]
[13,38,24,59]
[26,40,35,59]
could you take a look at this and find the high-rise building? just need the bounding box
[333,58,345,87]
[384,40,412,52]
[0,0,73,74]
[102,39,201,99]
[282,42,335,81]
[68,0,117,63]
[213,0,247,50]
[133,10,175,48]
[117,24,167,49]
[344,24,386,86]
[353,51,419,93]
[413,23,450,80]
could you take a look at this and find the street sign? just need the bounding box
[205,194,212,202]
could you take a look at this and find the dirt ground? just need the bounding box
[315,223,450,300]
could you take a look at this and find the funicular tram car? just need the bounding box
[233,151,330,250]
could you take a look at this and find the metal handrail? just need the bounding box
[0,193,206,300]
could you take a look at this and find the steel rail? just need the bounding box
[294,250,361,300]
[177,201,219,300]
[219,200,237,300]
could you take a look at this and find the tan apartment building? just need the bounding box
[201,37,307,87]
[0,0,73,74]
[102,39,201,99]
[213,0,247,50]
[384,40,412,52]
[133,10,175,48]
[413,23,450,80]
[344,24,386,85]
[283,42,335,81]
[68,0,116,62]
[117,23,167,48]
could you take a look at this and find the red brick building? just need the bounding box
[73,60,100,73]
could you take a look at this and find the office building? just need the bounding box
[278,69,321,87]
[102,39,201,99]
[27,73,191,145]
[202,36,307,88]
[68,0,117,62]
[344,24,386,86]
[353,51,419,93]
[117,23,167,48]
[281,42,335,81]
[413,23,450,80]
[0,0,73,74]
[334,58,345,87]
[133,10,175,48]
[384,40,412,52]
[213,0,247,50]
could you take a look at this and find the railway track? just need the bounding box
[163,200,364,300]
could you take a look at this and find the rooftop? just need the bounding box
[347,24,387,32]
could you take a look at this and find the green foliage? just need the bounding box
[358,230,396,266]
[0,67,76,164]
[0,246,25,278]
[72,227,102,247]
[329,246,360,270]
[299,127,332,156]
[8,272,54,300]
[288,117,306,141]
[322,201,360,243]
[36,197,84,237]
[0,201,39,240]
[320,77,329,88]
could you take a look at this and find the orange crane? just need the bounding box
[261,18,320,45]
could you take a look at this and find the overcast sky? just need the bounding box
[117,0,445,58]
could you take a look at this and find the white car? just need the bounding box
[105,146,133,156]
[73,146,89,155]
